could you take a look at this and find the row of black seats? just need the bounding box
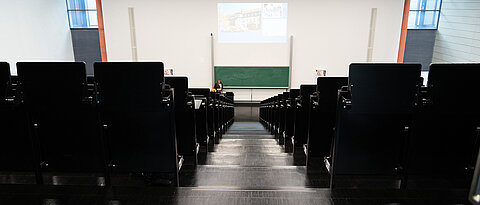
[189,88,235,149]
[164,77,234,164]
[260,63,480,189]
[0,62,234,186]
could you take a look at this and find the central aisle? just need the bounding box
[180,121,329,189]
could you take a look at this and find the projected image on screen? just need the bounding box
[218,3,288,43]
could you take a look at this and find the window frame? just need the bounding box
[408,0,442,30]
[66,0,98,29]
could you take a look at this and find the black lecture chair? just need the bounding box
[259,98,269,128]
[165,77,198,165]
[189,88,211,151]
[284,89,299,152]
[265,97,272,130]
[329,63,421,189]
[267,97,275,133]
[306,77,348,165]
[260,98,266,126]
[0,62,9,100]
[269,97,275,133]
[293,85,316,155]
[0,62,39,184]
[17,62,107,185]
[218,95,226,134]
[271,96,278,135]
[207,91,217,144]
[94,62,181,186]
[215,93,223,141]
[279,92,289,146]
[274,95,283,139]
[406,63,480,189]
[225,92,235,127]
[209,92,220,143]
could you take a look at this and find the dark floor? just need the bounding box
[181,122,329,190]
[0,121,471,204]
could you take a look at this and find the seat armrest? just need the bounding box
[178,155,184,171]
[162,88,174,105]
[337,88,352,110]
[419,85,432,107]
[296,97,302,108]
[4,97,15,104]
[310,93,319,108]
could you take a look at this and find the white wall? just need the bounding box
[101,0,404,101]
[0,0,75,75]
[432,0,480,63]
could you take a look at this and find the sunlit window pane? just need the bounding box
[66,0,98,28]
[85,0,97,10]
[410,0,441,10]
[408,0,441,29]
[408,11,439,29]
[87,11,98,27]
[67,0,86,10]
[68,11,98,28]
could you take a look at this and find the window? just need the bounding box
[67,0,98,28]
[408,0,442,29]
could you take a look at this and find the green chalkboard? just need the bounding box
[214,66,289,88]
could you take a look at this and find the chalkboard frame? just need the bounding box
[214,66,290,88]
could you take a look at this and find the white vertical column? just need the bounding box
[211,32,215,87]
[366,8,377,62]
[128,7,138,62]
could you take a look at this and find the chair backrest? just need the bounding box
[316,77,348,112]
[0,62,10,102]
[284,90,298,137]
[306,77,348,159]
[17,62,87,108]
[165,76,197,156]
[300,85,316,104]
[226,92,234,101]
[94,62,165,112]
[289,89,299,99]
[348,63,421,114]
[331,63,421,181]
[0,62,36,173]
[277,94,283,107]
[189,89,209,144]
[165,76,189,109]
[17,62,104,172]
[427,63,480,114]
[190,88,210,97]
[94,62,178,173]
[406,63,480,179]
[294,85,316,145]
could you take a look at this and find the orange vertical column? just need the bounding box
[96,0,108,62]
[397,0,411,63]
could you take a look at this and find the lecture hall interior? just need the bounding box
[1,0,480,204]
